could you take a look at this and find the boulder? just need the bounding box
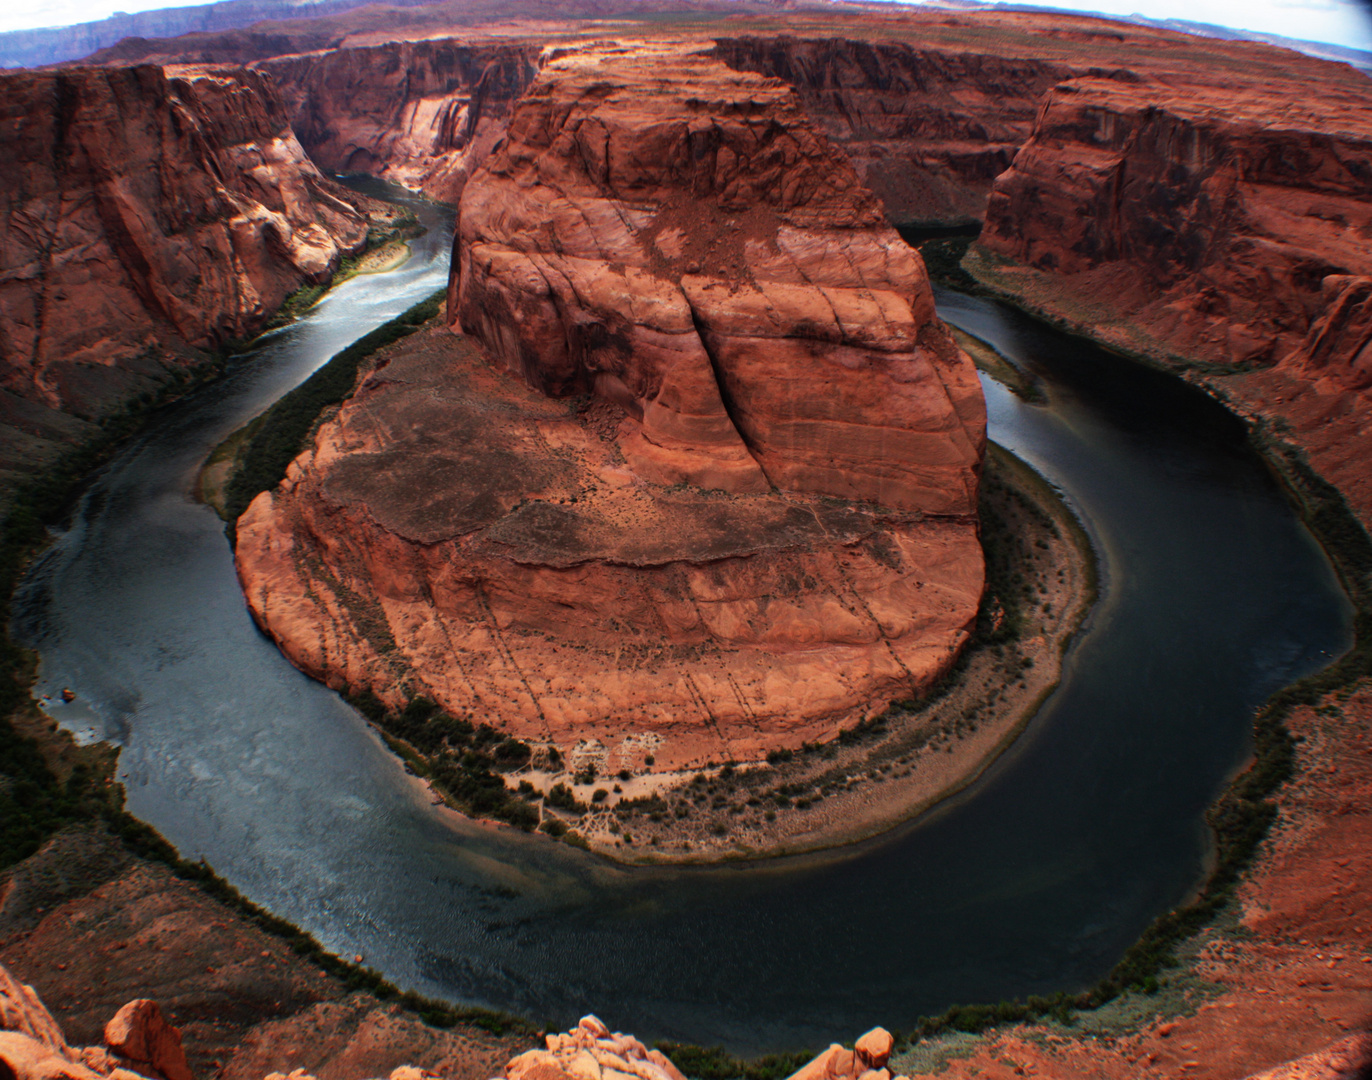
[103,1002,191,1080]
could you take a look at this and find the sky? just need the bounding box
[3,0,1371,49]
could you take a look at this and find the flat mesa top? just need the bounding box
[318,328,911,564]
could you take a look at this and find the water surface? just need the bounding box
[12,221,1352,1050]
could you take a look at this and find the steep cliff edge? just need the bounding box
[709,36,1070,227]
[964,69,1372,527]
[0,63,396,492]
[254,42,540,204]
[234,42,986,777]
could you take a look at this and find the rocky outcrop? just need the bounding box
[710,37,1070,226]
[502,1019,910,1080]
[255,42,540,205]
[503,1016,688,1080]
[0,63,393,491]
[452,42,984,513]
[971,74,1372,369]
[0,964,184,1080]
[235,42,985,769]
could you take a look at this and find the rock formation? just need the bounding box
[710,37,1069,227]
[255,42,540,205]
[234,42,985,770]
[962,64,1372,532]
[451,42,984,512]
[0,63,395,491]
[971,74,1372,370]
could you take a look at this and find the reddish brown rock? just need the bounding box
[255,41,540,204]
[970,72,1372,370]
[0,63,391,492]
[452,41,984,514]
[710,37,1069,226]
[236,41,985,770]
[234,324,984,770]
[103,1002,191,1080]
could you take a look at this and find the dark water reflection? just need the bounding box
[12,217,1352,1050]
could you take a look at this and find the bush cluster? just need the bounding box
[347,691,538,830]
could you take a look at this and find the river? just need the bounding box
[11,186,1353,1052]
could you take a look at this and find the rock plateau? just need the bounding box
[234,42,986,769]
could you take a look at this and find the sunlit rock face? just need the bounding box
[235,42,986,770]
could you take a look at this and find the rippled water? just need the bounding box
[11,199,1353,1050]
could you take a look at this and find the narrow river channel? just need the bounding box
[11,186,1353,1052]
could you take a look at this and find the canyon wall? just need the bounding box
[255,41,541,203]
[964,66,1372,525]
[0,63,389,491]
[710,36,1070,226]
[973,75,1372,368]
[234,42,986,770]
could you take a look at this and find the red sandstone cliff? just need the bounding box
[234,42,986,770]
[963,66,1372,527]
[972,75,1372,369]
[0,63,393,490]
[710,36,1070,226]
[254,42,540,204]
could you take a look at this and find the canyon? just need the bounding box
[0,62,405,493]
[0,2,1371,1078]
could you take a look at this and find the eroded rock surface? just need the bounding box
[710,37,1069,227]
[235,42,985,769]
[452,42,984,514]
[973,75,1372,370]
[0,63,391,491]
[256,42,540,204]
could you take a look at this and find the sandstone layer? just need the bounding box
[254,42,540,204]
[0,63,394,491]
[235,42,985,769]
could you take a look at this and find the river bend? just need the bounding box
[12,191,1352,1050]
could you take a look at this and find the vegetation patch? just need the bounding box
[220,288,446,526]
[346,690,552,833]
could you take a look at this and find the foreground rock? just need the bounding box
[0,829,524,1080]
[0,63,394,493]
[235,41,985,773]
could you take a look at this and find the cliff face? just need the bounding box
[452,42,984,512]
[255,41,541,204]
[963,67,1372,530]
[0,63,387,489]
[973,76,1372,369]
[234,43,985,770]
[710,36,1070,226]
